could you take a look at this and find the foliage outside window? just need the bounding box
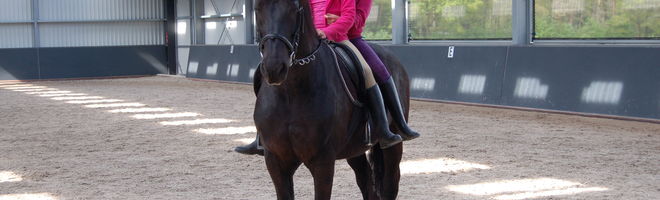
[408,0,512,40]
[534,0,660,39]
[362,0,392,40]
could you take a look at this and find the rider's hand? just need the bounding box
[325,14,339,25]
[316,29,327,39]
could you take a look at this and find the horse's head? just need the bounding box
[255,0,305,85]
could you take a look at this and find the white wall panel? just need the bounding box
[177,20,192,45]
[204,19,246,45]
[0,0,32,21]
[39,0,164,21]
[0,24,33,48]
[202,0,247,44]
[204,0,244,15]
[177,0,191,17]
[39,22,164,47]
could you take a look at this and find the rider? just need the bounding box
[326,0,420,140]
[235,0,404,155]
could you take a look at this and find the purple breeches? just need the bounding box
[349,37,391,84]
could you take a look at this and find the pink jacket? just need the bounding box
[348,0,371,39]
[311,0,356,42]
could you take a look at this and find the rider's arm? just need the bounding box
[353,0,372,31]
[320,0,356,41]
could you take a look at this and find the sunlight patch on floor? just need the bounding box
[108,107,172,113]
[132,112,200,119]
[0,84,32,88]
[0,82,25,85]
[159,118,233,126]
[445,178,608,200]
[195,126,257,135]
[493,187,609,200]
[233,138,255,144]
[0,171,22,183]
[0,193,57,200]
[4,86,47,90]
[51,96,104,100]
[85,103,146,108]
[39,93,87,97]
[1,80,251,140]
[10,88,58,92]
[400,157,491,175]
[66,99,123,104]
[26,91,71,95]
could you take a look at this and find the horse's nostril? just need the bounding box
[279,64,288,75]
[263,62,289,85]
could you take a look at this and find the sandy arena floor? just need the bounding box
[0,76,658,200]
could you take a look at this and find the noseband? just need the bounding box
[259,1,322,67]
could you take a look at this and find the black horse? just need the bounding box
[254,0,411,199]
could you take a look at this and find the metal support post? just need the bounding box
[512,0,533,46]
[31,0,40,48]
[166,0,178,74]
[31,0,41,78]
[244,0,254,44]
[193,0,206,44]
[392,0,408,44]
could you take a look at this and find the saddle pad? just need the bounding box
[329,42,366,102]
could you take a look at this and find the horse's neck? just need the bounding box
[275,1,333,100]
[296,1,320,57]
[281,48,336,100]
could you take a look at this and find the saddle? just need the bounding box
[328,41,366,107]
[328,42,373,145]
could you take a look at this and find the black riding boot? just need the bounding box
[235,69,265,156]
[234,134,264,156]
[380,77,420,141]
[366,85,403,149]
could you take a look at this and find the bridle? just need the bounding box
[258,0,322,67]
[256,0,362,107]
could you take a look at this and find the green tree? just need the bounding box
[408,0,512,40]
[535,0,660,39]
[365,0,659,41]
[363,0,393,40]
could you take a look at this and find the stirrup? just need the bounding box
[365,123,374,147]
[256,134,264,150]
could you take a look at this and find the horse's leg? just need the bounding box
[265,151,301,200]
[347,154,378,200]
[378,144,403,200]
[305,154,336,200]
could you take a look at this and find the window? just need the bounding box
[534,0,660,39]
[203,0,246,45]
[362,0,392,40]
[408,0,512,40]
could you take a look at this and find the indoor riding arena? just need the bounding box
[1,1,658,200]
